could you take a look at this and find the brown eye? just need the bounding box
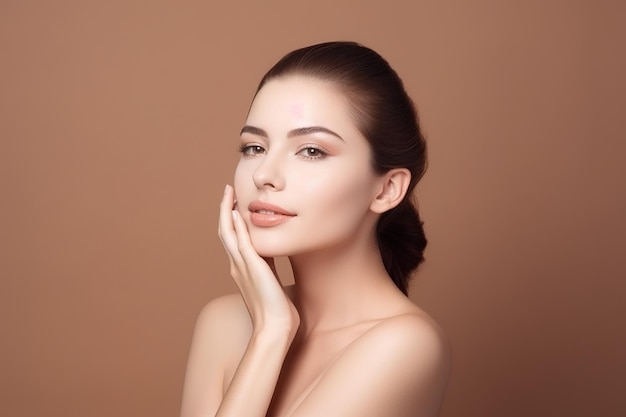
[296,146,327,160]
[239,144,266,156]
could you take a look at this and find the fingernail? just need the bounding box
[231,210,237,220]
[224,184,229,194]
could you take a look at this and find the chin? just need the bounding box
[251,246,292,259]
[248,235,293,258]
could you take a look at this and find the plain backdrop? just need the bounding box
[1,1,625,416]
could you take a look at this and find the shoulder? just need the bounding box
[193,293,252,349]
[367,312,449,357]
[181,293,252,416]
[186,293,252,378]
[350,312,450,379]
[294,313,450,417]
[196,292,250,326]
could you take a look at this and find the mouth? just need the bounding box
[248,201,296,217]
[255,209,282,215]
[248,200,296,227]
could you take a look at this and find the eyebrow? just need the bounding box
[240,125,345,142]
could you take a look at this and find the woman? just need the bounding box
[180,41,450,417]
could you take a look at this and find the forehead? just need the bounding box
[246,76,359,136]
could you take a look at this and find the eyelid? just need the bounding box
[297,142,329,152]
[239,143,266,157]
[295,144,329,160]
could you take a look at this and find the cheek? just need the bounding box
[297,165,376,214]
[233,161,253,196]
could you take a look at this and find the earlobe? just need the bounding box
[370,168,411,214]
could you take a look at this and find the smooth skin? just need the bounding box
[180,76,450,417]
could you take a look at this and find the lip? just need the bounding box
[248,201,296,216]
[248,200,296,227]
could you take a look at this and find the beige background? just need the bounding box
[2,1,625,416]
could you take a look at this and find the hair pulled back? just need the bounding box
[256,41,427,295]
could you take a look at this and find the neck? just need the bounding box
[287,234,406,336]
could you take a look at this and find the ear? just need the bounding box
[370,168,411,214]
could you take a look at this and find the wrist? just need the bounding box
[251,321,299,345]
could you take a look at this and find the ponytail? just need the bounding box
[376,199,427,295]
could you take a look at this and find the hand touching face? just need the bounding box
[234,76,384,258]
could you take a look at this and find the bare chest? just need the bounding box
[266,323,380,417]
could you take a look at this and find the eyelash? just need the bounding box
[239,144,265,157]
[296,146,328,160]
[238,144,328,160]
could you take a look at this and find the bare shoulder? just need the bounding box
[193,292,252,350]
[293,311,450,417]
[366,311,450,358]
[185,292,252,369]
[181,292,252,417]
[347,311,451,384]
[196,292,251,328]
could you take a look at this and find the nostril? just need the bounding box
[252,158,285,191]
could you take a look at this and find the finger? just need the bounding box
[232,209,274,272]
[231,211,284,293]
[218,185,243,264]
[231,209,255,257]
[218,185,236,240]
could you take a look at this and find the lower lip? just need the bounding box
[249,212,294,227]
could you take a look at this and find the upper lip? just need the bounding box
[248,200,296,216]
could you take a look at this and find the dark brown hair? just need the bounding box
[256,41,427,295]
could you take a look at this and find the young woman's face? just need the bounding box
[234,75,383,257]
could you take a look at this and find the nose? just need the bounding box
[252,153,285,191]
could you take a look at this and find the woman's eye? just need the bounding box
[239,144,266,156]
[297,147,327,160]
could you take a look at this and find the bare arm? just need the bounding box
[179,296,239,417]
[180,185,299,417]
[181,185,449,417]
[181,303,450,417]
[215,329,293,416]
